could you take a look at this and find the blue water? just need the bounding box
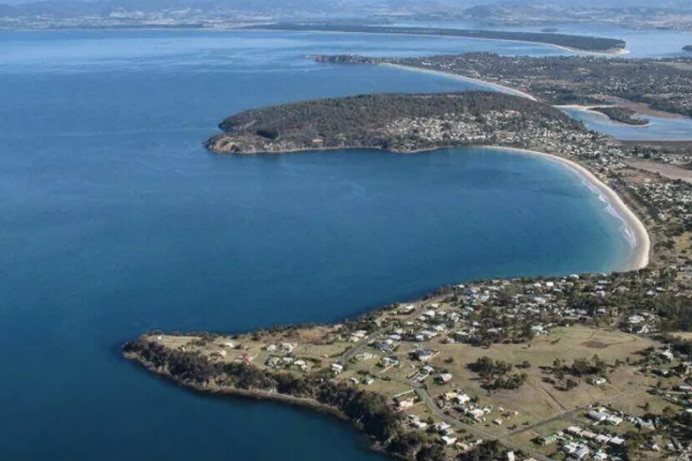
[561,107,692,141]
[395,20,692,58]
[0,30,637,461]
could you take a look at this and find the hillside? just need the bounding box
[205,91,585,154]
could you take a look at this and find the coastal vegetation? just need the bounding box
[314,52,692,118]
[589,106,649,126]
[133,76,692,461]
[245,23,628,53]
[205,91,582,154]
[125,271,692,460]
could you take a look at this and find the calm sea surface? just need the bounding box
[0,30,650,460]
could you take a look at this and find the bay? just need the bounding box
[0,29,638,461]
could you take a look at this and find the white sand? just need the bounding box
[485,146,651,271]
[554,105,652,128]
[383,63,538,101]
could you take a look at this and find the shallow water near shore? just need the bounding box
[561,107,692,141]
[0,30,642,460]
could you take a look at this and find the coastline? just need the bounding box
[245,27,628,56]
[485,146,651,271]
[381,63,539,101]
[209,140,651,272]
[555,105,653,127]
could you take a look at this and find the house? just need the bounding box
[437,373,453,384]
[636,418,655,431]
[396,398,415,410]
[609,436,625,446]
[455,393,471,405]
[595,434,611,444]
[605,415,623,426]
[331,363,344,374]
[590,377,608,386]
[411,419,428,430]
[435,422,452,433]
[581,430,597,440]
[566,426,583,436]
[467,408,485,421]
[441,436,457,446]
[593,451,608,461]
[660,349,675,362]
[530,325,547,336]
[350,330,368,342]
[574,446,590,460]
[398,304,416,314]
[563,442,579,454]
[538,434,559,446]
[280,343,296,353]
[588,411,607,423]
[414,349,437,362]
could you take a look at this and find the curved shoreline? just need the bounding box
[245,27,628,56]
[486,146,650,271]
[555,105,653,127]
[210,141,651,272]
[382,63,539,101]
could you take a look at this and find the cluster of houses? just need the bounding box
[538,425,627,460]
[262,342,316,372]
[406,414,486,451]
[340,272,672,359]
[383,109,602,156]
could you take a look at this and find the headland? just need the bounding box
[245,23,628,55]
[312,52,692,123]
[127,91,692,461]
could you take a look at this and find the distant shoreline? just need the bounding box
[379,63,666,130]
[555,105,653,127]
[381,63,539,101]
[246,25,629,56]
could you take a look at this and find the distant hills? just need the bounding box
[2,0,692,30]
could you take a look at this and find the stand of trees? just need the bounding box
[124,338,411,454]
[251,23,626,52]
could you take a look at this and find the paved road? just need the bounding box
[413,386,555,461]
[508,386,643,437]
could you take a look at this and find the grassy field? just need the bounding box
[423,327,659,430]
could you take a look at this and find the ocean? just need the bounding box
[0,29,659,460]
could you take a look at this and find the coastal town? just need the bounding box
[7,2,692,460]
[128,82,692,461]
[126,265,692,461]
[314,53,692,119]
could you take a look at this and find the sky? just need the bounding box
[0,0,685,5]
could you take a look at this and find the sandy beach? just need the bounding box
[383,63,538,101]
[485,146,651,271]
[254,27,629,57]
[555,105,653,127]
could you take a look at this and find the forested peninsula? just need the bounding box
[204,92,582,154]
[245,23,627,54]
[314,53,692,118]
